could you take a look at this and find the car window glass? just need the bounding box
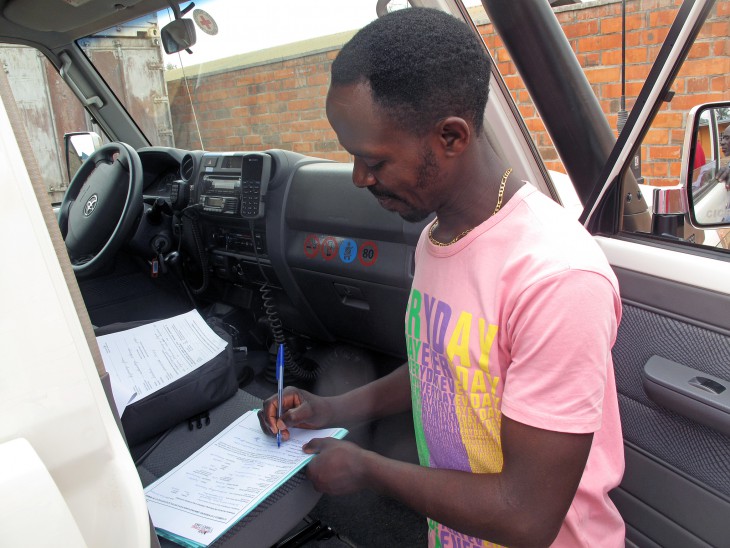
[617,4,730,250]
[0,45,108,203]
[471,2,681,177]
[77,0,393,156]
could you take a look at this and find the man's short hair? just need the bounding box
[331,7,492,134]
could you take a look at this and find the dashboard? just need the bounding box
[146,170,177,199]
[136,147,427,359]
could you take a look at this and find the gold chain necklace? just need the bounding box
[428,167,513,246]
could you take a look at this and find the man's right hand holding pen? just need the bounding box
[257,364,411,443]
[257,387,337,443]
[256,365,413,494]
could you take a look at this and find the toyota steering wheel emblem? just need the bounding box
[83,194,98,217]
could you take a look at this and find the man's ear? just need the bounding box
[436,116,471,156]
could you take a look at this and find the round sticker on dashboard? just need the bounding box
[339,239,357,264]
[358,241,378,266]
[321,236,338,261]
[303,234,320,258]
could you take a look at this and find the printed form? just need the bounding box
[144,410,347,547]
[96,310,228,417]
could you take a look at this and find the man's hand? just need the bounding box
[303,437,371,495]
[257,387,334,442]
[257,363,412,442]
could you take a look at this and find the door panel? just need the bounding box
[598,238,730,546]
[615,447,729,546]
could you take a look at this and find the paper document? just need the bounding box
[145,410,347,547]
[96,310,228,416]
[106,369,136,418]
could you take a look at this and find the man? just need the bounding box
[719,126,730,191]
[720,125,730,159]
[259,8,624,547]
[718,126,730,237]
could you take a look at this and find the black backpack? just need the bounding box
[95,318,238,446]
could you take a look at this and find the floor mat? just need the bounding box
[79,258,191,326]
[307,492,427,547]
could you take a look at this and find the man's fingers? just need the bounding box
[303,437,329,454]
[281,396,319,429]
[257,409,276,437]
[282,403,305,426]
[258,387,321,441]
[258,397,291,436]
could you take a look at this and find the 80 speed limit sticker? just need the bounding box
[358,241,378,266]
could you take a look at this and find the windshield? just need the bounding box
[77,0,682,166]
[79,0,400,155]
[1,0,701,205]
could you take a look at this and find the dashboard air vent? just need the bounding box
[180,154,195,182]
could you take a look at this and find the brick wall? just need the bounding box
[167,48,350,162]
[167,0,730,186]
[478,0,730,186]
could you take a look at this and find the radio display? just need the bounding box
[242,156,264,181]
[222,156,243,169]
[211,179,237,190]
[205,197,225,207]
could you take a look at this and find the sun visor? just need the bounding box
[3,0,147,32]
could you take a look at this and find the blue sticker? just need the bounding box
[339,239,358,263]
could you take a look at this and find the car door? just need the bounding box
[578,2,730,546]
[480,0,729,545]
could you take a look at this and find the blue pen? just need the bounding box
[276,343,284,448]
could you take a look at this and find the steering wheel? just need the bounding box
[58,142,144,277]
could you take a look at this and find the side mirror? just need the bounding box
[684,102,730,228]
[64,131,102,183]
[161,18,196,54]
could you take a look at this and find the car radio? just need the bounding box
[199,176,241,214]
[197,152,272,218]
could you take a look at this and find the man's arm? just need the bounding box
[259,362,412,439]
[305,415,592,547]
[326,362,412,424]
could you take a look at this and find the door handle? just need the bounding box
[642,355,730,436]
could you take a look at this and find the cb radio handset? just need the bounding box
[239,153,272,219]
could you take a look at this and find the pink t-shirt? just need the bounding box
[405,184,625,547]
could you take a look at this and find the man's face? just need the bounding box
[326,83,442,222]
[720,127,730,157]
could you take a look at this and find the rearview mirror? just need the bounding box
[684,102,730,227]
[161,18,196,54]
